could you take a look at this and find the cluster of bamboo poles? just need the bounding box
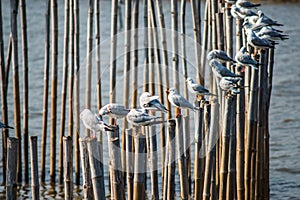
[0,0,280,199]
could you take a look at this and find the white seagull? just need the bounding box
[256,26,288,41]
[80,109,114,137]
[219,77,242,95]
[235,46,259,70]
[207,49,236,63]
[99,103,130,119]
[0,122,14,129]
[167,87,196,117]
[245,28,274,49]
[186,77,216,96]
[209,60,238,78]
[126,109,163,126]
[139,92,168,113]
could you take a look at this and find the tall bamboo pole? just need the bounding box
[20,0,29,184]
[122,0,131,182]
[143,0,149,92]
[30,136,39,200]
[68,0,75,138]
[95,0,101,110]
[219,96,233,200]
[86,0,94,124]
[74,0,80,185]
[50,0,58,183]
[4,36,12,92]
[200,0,209,81]
[110,0,118,121]
[126,129,133,200]
[190,0,203,85]
[131,0,139,108]
[11,0,22,183]
[166,120,176,200]
[155,0,171,119]
[59,0,70,184]
[0,0,9,185]
[40,0,51,183]
[171,0,179,93]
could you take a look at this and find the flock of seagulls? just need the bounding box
[77,0,288,136]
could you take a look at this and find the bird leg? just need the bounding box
[175,107,181,118]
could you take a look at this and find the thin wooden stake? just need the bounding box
[6,137,19,200]
[126,129,134,200]
[167,120,176,200]
[20,0,29,184]
[40,0,51,183]
[50,0,58,183]
[30,136,39,200]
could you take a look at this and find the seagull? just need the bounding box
[0,122,14,129]
[219,77,242,95]
[209,60,238,78]
[80,108,114,137]
[207,49,236,63]
[256,10,283,27]
[235,46,259,70]
[139,92,168,113]
[126,108,163,126]
[236,0,261,9]
[232,5,257,19]
[186,77,216,96]
[256,26,288,41]
[245,28,274,49]
[99,103,130,119]
[167,87,196,117]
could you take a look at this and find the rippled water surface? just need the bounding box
[0,0,299,199]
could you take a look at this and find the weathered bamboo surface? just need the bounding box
[0,0,287,199]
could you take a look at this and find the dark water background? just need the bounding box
[0,0,299,199]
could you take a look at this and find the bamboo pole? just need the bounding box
[79,138,93,199]
[109,0,118,123]
[200,0,209,82]
[143,0,149,92]
[11,0,22,184]
[235,18,245,200]
[194,102,204,199]
[4,36,12,92]
[95,0,101,111]
[86,0,94,115]
[6,137,19,200]
[30,136,39,200]
[107,127,125,200]
[203,100,217,200]
[59,0,70,184]
[74,0,80,185]
[180,0,189,116]
[255,49,268,200]
[131,0,139,108]
[183,115,192,195]
[126,129,133,200]
[50,0,58,183]
[176,116,189,199]
[0,0,9,185]
[20,0,29,184]
[219,96,233,200]
[155,0,171,119]
[40,0,51,183]
[171,0,179,93]
[63,136,73,200]
[133,127,146,200]
[87,138,105,200]
[122,0,131,184]
[167,119,176,200]
[68,0,74,138]
[245,56,259,200]
[190,0,203,85]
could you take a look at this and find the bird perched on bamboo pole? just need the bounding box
[0,122,14,129]
[235,46,260,71]
[167,87,196,118]
[236,0,261,9]
[99,103,130,125]
[139,92,168,113]
[186,77,217,100]
[209,60,238,78]
[245,28,275,49]
[80,108,114,138]
[207,49,236,63]
[219,77,243,96]
[126,108,163,127]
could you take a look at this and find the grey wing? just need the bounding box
[174,94,194,109]
[238,54,257,65]
[192,84,209,94]
[220,67,236,77]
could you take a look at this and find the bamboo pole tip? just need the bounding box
[63,136,73,141]
[167,119,176,127]
[30,135,38,140]
[7,137,19,143]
